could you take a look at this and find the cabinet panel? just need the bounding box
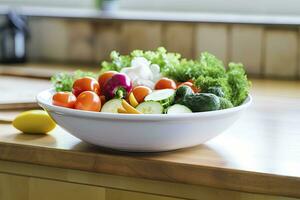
[121,22,162,53]
[264,28,298,78]
[163,23,194,58]
[231,25,264,75]
[195,24,228,63]
[0,173,29,200]
[29,177,105,200]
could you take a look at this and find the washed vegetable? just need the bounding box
[72,77,100,97]
[100,95,106,106]
[13,110,56,134]
[167,104,192,114]
[177,81,200,93]
[51,70,97,92]
[132,86,152,103]
[219,97,233,109]
[144,89,175,108]
[117,107,128,114]
[101,47,180,75]
[136,101,164,114]
[103,73,133,99]
[227,63,251,106]
[74,91,101,112]
[129,92,139,107]
[175,85,194,104]
[155,78,176,90]
[101,99,123,113]
[120,57,161,89]
[180,93,220,112]
[52,92,76,108]
[98,71,118,89]
[203,86,224,97]
[51,47,250,114]
[121,99,142,114]
[100,48,250,106]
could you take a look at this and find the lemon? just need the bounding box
[12,110,56,134]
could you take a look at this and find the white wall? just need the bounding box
[1,0,300,16]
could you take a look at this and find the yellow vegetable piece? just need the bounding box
[129,92,139,107]
[12,110,56,134]
[117,108,128,114]
[121,100,142,114]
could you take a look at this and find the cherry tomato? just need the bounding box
[72,77,100,97]
[132,86,152,103]
[155,78,176,90]
[98,71,118,88]
[52,92,76,108]
[177,81,201,93]
[74,91,101,112]
[100,95,106,105]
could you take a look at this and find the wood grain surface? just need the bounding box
[0,79,300,198]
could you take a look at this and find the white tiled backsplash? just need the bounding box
[26,18,300,79]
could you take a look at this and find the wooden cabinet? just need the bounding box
[0,161,297,200]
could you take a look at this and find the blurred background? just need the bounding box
[0,0,300,77]
[0,0,300,109]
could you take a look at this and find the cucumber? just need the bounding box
[144,89,175,108]
[136,101,164,114]
[181,93,220,112]
[175,85,194,104]
[167,104,192,114]
[101,99,123,113]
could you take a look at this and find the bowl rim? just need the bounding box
[36,89,252,121]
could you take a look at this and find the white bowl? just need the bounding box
[37,89,252,152]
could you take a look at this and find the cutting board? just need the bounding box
[0,75,51,110]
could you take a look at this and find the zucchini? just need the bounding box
[167,104,192,114]
[144,89,175,108]
[136,101,164,114]
[101,99,123,113]
[181,93,220,112]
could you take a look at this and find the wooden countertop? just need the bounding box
[0,78,300,198]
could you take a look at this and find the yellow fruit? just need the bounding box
[129,92,139,107]
[12,110,56,134]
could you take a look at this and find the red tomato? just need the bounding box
[98,71,118,88]
[132,86,152,103]
[74,91,101,112]
[177,81,201,93]
[72,77,100,97]
[154,78,176,90]
[52,92,76,108]
[99,95,106,105]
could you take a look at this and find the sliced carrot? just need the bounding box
[121,99,142,114]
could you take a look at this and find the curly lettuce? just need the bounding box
[51,70,97,92]
[100,47,251,106]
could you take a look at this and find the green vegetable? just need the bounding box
[136,101,164,114]
[175,85,194,104]
[101,99,123,113]
[51,70,97,92]
[219,97,233,110]
[202,86,224,97]
[100,47,181,74]
[167,104,192,114]
[144,89,175,108]
[227,63,251,106]
[180,93,220,112]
